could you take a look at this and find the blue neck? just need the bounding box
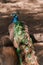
[12,15,19,24]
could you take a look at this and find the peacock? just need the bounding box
[12,14,29,65]
[9,13,39,65]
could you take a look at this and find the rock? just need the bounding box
[0,35,18,65]
[0,0,3,2]
[34,42,43,65]
[0,47,18,65]
[6,0,17,3]
[0,0,43,16]
[33,33,43,42]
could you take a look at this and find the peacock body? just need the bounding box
[9,14,39,65]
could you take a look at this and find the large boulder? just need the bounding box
[0,47,18,65]
[0,36,18,65]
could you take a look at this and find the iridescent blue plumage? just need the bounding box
[12,14,19,24]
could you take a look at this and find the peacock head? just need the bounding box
[12,13,19,24]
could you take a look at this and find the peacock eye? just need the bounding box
[28,54,31,58]
[25,47,29,51]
